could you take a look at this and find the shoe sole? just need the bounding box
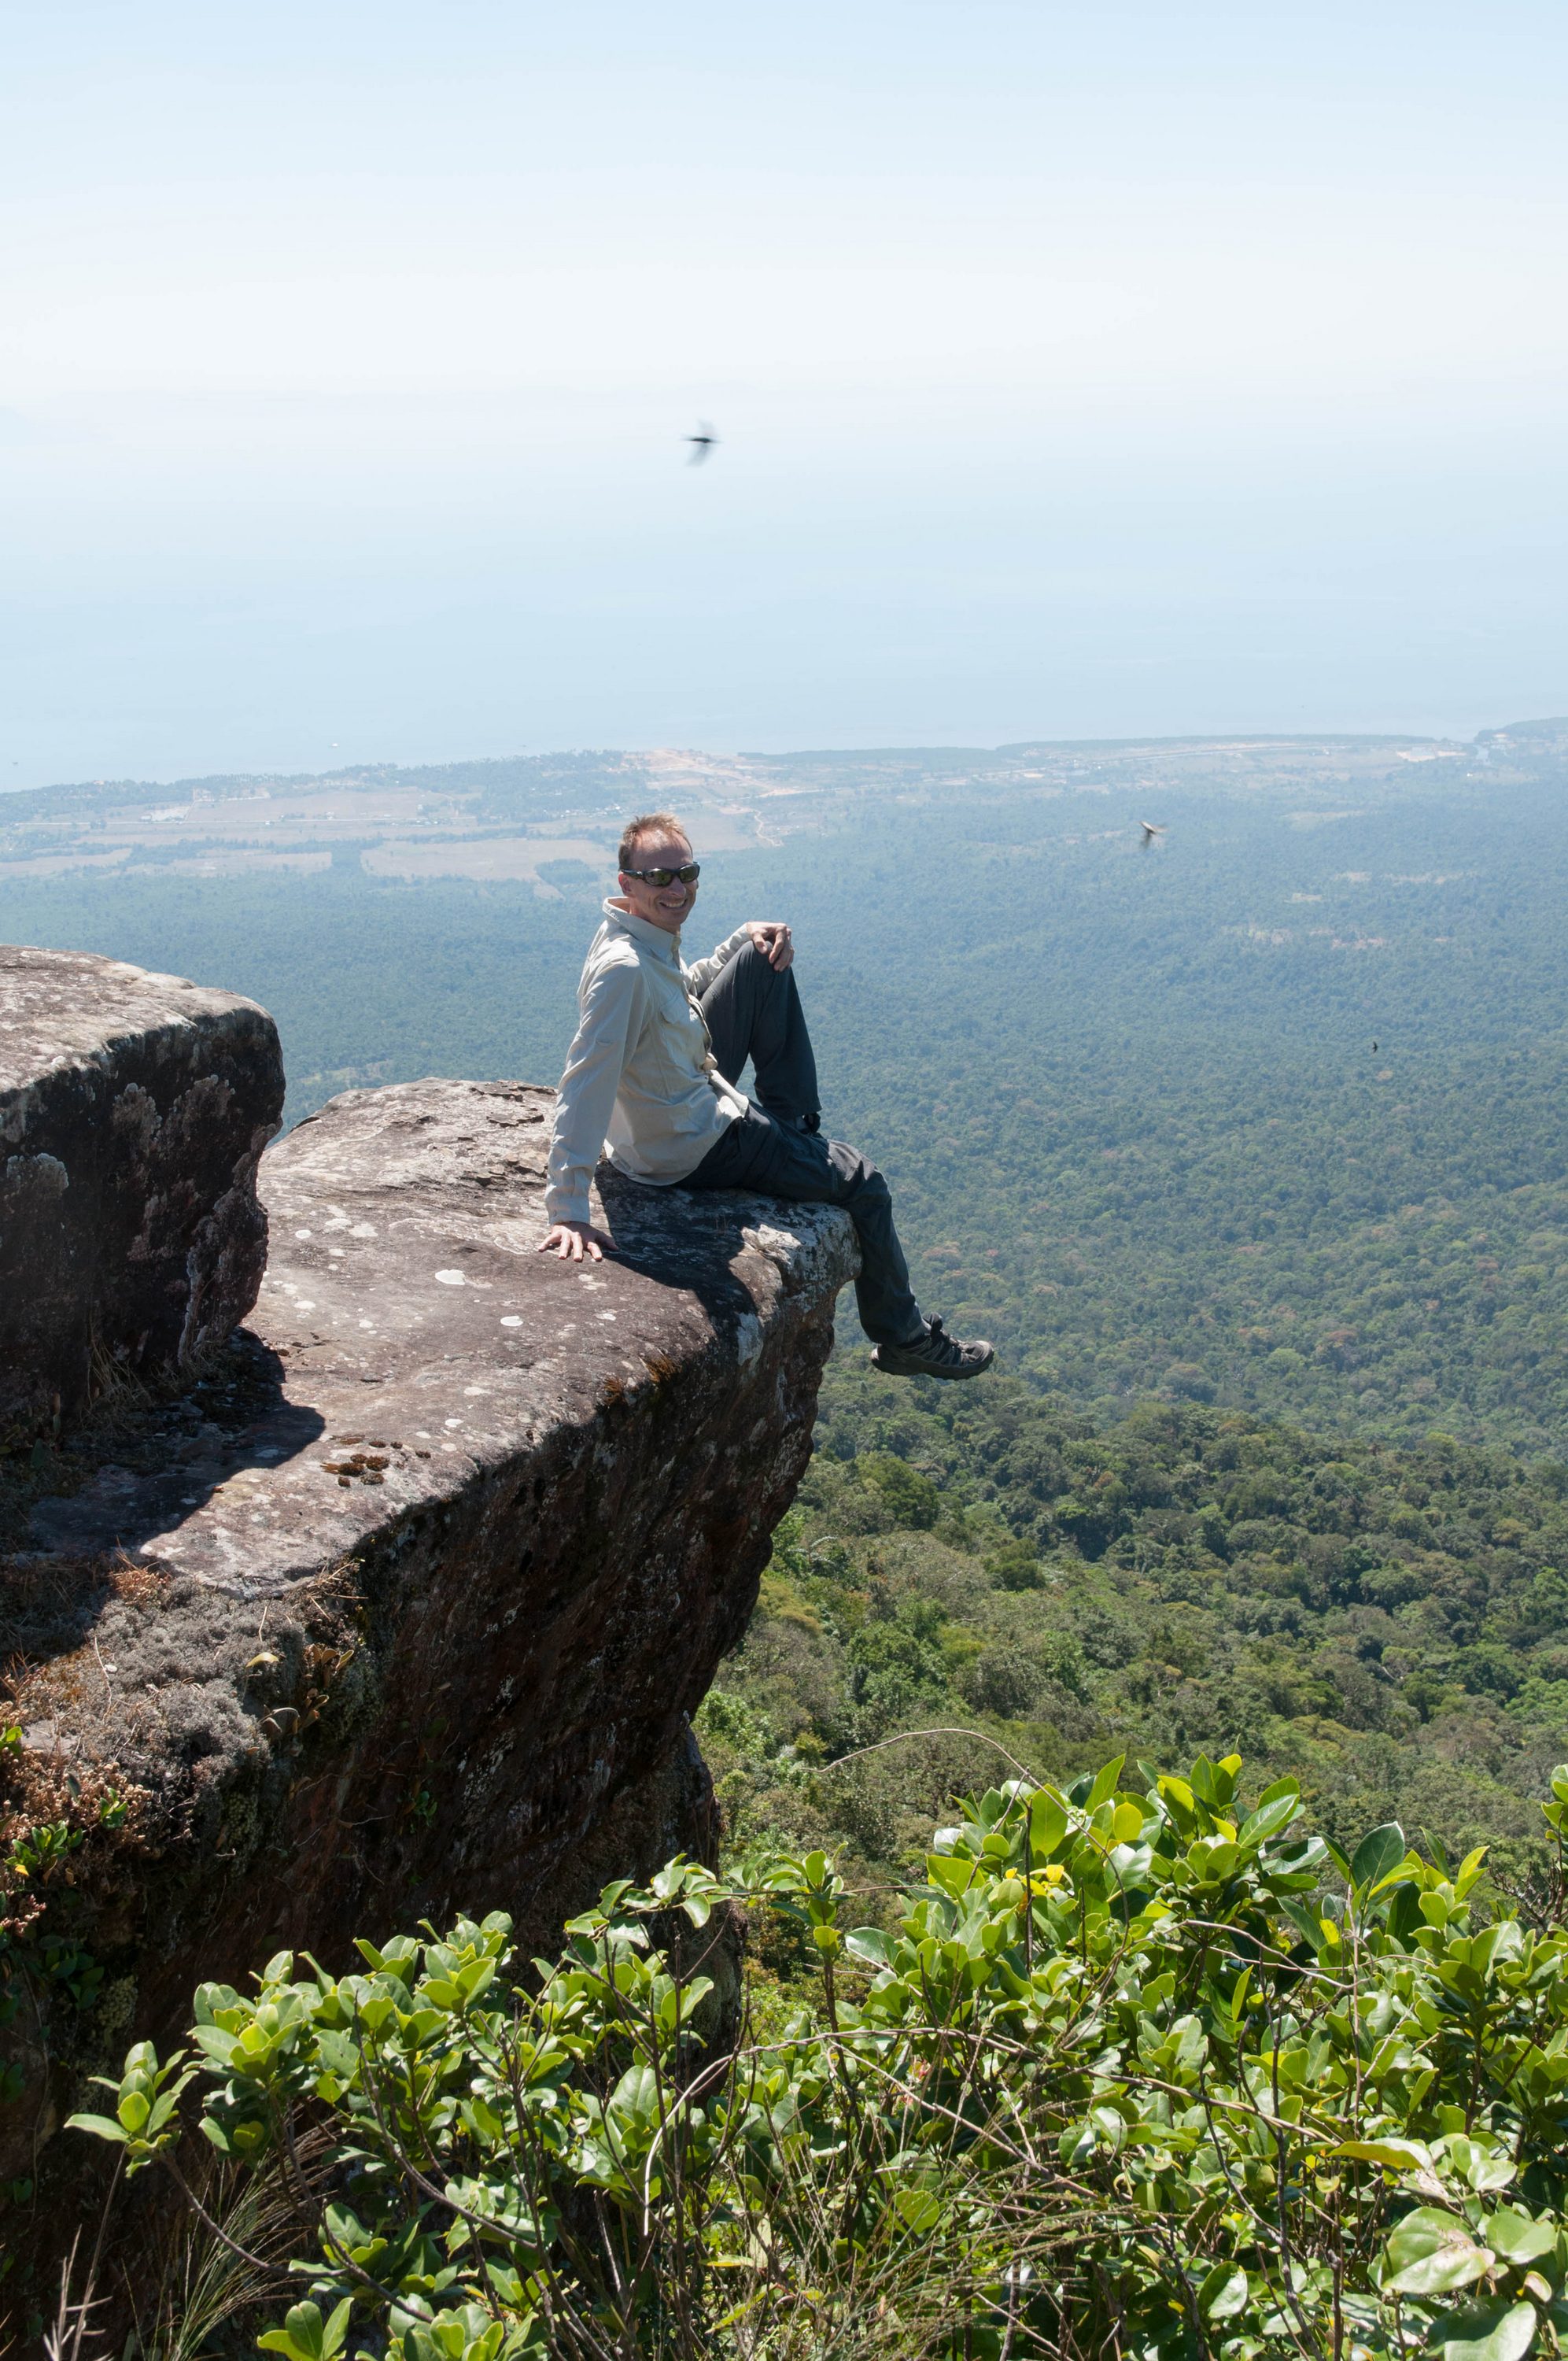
[871,1342,996,1380]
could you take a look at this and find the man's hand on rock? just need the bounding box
[746,920,794,971]
[538,1221,616,1262]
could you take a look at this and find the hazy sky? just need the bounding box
[2,2,1566,785]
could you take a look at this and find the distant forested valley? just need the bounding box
[699,1362,1568,1896]
[5,720,1568,1862]
[6,723,1567,1454]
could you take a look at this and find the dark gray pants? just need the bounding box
[683,943,923,1347]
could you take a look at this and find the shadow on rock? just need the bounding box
[1,1338,324,1667]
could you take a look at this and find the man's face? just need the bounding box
[618,829,698,934]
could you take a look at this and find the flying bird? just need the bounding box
[1138,820,1166,848]
[685,422,719,465]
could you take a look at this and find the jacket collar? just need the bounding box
[602,897,683,963]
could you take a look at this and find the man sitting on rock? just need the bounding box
[537,811,994,1380]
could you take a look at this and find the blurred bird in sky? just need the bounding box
[1138,820,1165,848]
[686,422,719,465]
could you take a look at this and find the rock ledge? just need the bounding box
[2,1076,856,2230]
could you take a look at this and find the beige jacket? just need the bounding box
[544,900,751,1225]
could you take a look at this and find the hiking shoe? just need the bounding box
[871,1315,995,1381]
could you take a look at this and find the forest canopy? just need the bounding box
[699,1365,1568,1885]
[5,725,1566,1453]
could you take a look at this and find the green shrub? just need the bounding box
[72,1757,1568,2360]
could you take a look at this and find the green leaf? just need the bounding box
[1197,2263,1251,2322]
[1351,1823,1407,1893]
[1333,2137,1434,2171]
[258,2300,333,2361]
[1085,1755,1125,1812]
[116,2089,150,2134]
[1028,1790,1070,1860]
[1455,1845,1490,1901]
[893,2188,941,2234]
[1485,2209,1557,2266]
[1389,1883,1426,1945]
[64,2112,127,2145]
[1278,1896,1330,1954]
[1383,2208,1494,2296]
[1427,2300,1538,2361]
[1190,1753,1237,1810]
[1239,1789,1301,1846]
[1447,2137,1518,2196]
[1367,1849,1424,1900]
[1190,1836,1238,1883]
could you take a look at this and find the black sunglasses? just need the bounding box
[624,862,701,887]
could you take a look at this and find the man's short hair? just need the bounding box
[618,811,689,874]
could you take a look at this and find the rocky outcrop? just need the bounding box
[1,1069,856,2311]
[0,946,283,1443]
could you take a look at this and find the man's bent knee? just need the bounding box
[732,939,786,988]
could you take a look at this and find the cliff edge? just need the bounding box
[1,997,857,2312]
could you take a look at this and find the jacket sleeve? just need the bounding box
[683,925,752,998]
[544,960,642,1225]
